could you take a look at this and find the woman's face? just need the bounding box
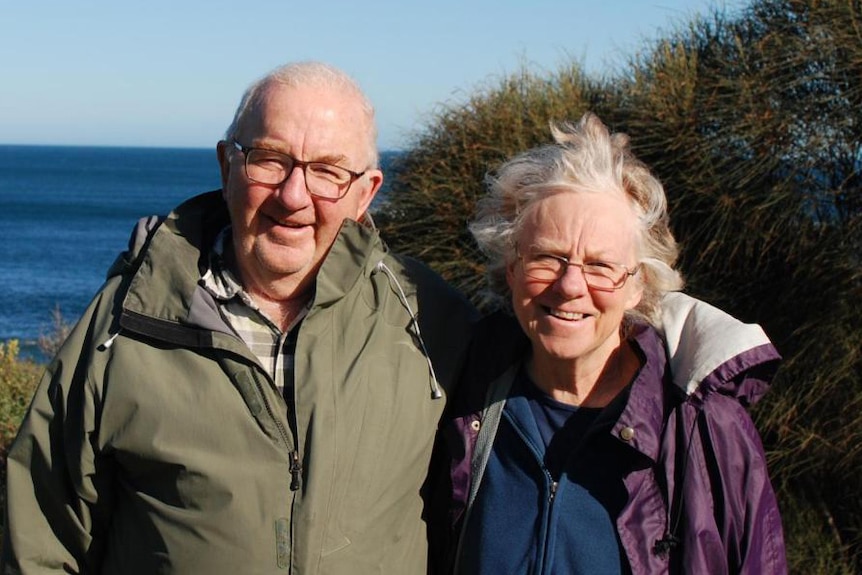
[507,191,643,370]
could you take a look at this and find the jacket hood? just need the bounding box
[659,292,781,406]
[314,217,389,308]
[117,191,230,328]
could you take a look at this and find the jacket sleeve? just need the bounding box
[683,390,788,574]
[1,218,158,573]
[660,293,786,572]
[2,303,115,574]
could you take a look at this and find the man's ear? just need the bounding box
[356,168,384,218]
[216,140,231,192]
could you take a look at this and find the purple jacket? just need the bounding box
[433,293,787,574]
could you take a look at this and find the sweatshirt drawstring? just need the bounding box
[375,261,443,399]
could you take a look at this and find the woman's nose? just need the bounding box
[554,263,589,296]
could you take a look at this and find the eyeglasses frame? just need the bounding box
[516,248,640,292]
[230,140,367,200]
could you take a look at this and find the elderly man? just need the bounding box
[2,62,476,574]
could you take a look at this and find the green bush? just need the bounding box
[0,340,42,544]
[0,307,66,547]
[0,341,40,457]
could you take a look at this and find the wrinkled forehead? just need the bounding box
[516,189,640,251]
[238,83,375,164]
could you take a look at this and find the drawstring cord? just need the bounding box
[98,331,120,351]
[654,402,702,556]
[375,261,443,399]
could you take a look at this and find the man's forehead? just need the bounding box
[262,82,364,115]
[237,83,372,162]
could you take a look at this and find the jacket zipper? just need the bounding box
[541,468,559,575]
[249,371,300,488]
[503,408,560,574]
[289,451,302,491]
[121,310,302,569]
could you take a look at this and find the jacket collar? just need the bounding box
[659,292,780,399]
[609,324,674,463]
[119,191,386,332]
[313,217,388,308]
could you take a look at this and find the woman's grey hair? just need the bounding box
[224,61,379,168]
[469,112,684,326]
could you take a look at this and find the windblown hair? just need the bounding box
[469,112,684,326]
[224,61,379,168]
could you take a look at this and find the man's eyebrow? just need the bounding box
[245,138,340,158]
[312,153,350,166]
[255,143,350,166]
[244,141,290,157]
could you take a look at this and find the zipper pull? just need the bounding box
[549,480,559,503]
[289,451,302,491]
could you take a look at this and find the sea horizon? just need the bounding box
[0,145,401,361]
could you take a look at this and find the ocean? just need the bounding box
[0,145,398,360]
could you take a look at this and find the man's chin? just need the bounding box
[252,243,316,277]
[263,257,314,278]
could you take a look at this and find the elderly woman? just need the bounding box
[432,113,786,574]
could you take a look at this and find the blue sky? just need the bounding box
[1,0,744,151]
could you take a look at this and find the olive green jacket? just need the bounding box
[2,191,477,574]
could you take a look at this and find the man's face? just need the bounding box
[218,83,382,300]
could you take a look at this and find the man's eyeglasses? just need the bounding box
[231,140,366,200]
[517,250,640,291]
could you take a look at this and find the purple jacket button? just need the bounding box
[620,426,635,441]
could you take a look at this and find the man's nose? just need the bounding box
[274,165,312,208]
